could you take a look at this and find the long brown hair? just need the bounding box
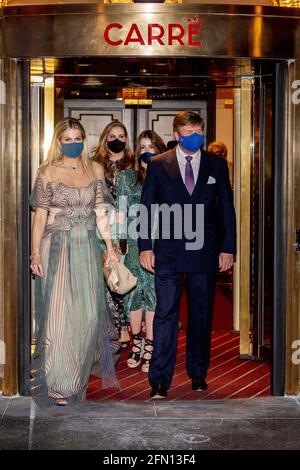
[134,130,167,185]
[39,117,94,178]
[92,121,134,179]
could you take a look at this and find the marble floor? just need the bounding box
[1,395,300,451]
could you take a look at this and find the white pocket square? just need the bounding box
[207,176,216,184]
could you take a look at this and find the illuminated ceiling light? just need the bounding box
[122,87,148,100]
[0,1,11,7]
[30,59,44,76]
[224,99,234,108]
[83,77,103,86]
[104,0,182,3]
[271,1,300,6]
[30,75,44,84]
[104,1,134,3]
[44,58,57,74]
[122,87,152,106]
[123,99,152,105]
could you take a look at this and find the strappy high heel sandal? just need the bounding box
[141,339,154,373]
[55,398,69,406]
[120,329,131,349]
[127,332,145,368]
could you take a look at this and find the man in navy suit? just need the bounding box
[138,111,236,399]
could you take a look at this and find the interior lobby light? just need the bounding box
[271,1,300,6]
[122,87,152,105]
[122,88,148,100]
[30,75,44,84]
[104,0,182,3]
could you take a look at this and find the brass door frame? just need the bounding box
[1,3,300,395]
[0,59,4,389]
[0,58,31,396]
[285,59,300,394]
[16,58,271,392]
[237,72,253,357]
[0,58,18,395]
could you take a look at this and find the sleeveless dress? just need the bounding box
[29,173,118,407]
[115,169,156,320]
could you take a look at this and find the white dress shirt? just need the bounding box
[176,145,201,185]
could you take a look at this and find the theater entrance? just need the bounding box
[1,2,299,398]
[26,55,275,400]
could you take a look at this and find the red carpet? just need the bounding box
[87,285,270,401]
[87,330,270,401]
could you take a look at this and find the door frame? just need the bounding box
[1,3,300,395]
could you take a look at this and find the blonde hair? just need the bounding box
[208,140,228,159]
[39,117,95,178]
[173,111,205,133]
[92,121,134,178]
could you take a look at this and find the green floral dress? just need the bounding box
[115,169,156,320]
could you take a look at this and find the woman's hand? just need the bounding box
[30,254,44,277]
[139,250,155,273]
[104,249,120,266]
[113,240,121,253]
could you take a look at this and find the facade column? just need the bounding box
[285,58,300,394]
[0,58,18,395]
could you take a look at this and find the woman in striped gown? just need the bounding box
[29,117,119,407]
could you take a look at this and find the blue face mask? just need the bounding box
[179,133,205,152]
[61,142,84,158]
[140,151,156,164]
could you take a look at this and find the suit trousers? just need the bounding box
[149,269,216,389]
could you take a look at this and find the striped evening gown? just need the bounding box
[29,174,118,407]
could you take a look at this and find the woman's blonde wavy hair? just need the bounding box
[39,117,95,178]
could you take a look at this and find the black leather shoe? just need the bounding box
[150,384,168,399]
[191,378,208,391]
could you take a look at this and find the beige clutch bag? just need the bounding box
[103,259,138,295]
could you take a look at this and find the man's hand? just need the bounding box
[140,250,155,273]
[219,252,234,272]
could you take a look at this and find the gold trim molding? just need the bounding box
[0,1,11,7]
[104,1,182,3]
[271,1,300,6]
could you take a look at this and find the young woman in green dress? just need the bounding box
[93,122,134,349]
[115,131,167,372]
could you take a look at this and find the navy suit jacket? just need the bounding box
[138,148,236,274]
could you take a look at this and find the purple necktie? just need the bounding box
[185,156,195,195]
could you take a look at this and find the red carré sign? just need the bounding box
[103,17,203,47]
